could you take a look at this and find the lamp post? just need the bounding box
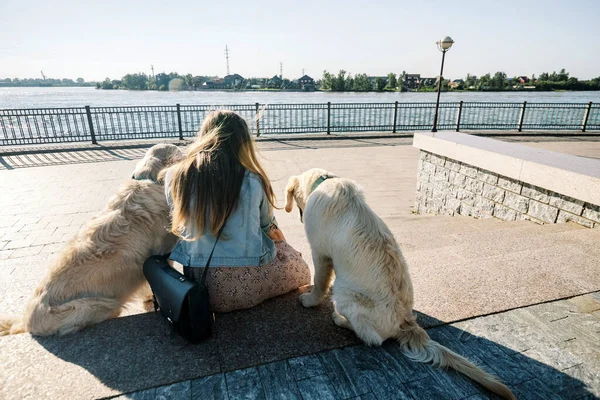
[431,36,454,132]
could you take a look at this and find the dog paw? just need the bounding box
[332,312,352,330]
[299,292,319,308]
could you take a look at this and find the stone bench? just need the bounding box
[413,132,600,228]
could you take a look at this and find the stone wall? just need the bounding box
[415,150,600,228]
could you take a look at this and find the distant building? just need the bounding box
[404,74,420,90]
[267,75,283,88]
[204,78,225,89]
[449,79,464,89]
[518,76,530,84]
[298,74,315,91]
[224,74,244,88]
[419,77,437,87]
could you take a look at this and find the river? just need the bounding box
[1,87,599,109]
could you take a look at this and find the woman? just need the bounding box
[164,110,310,313]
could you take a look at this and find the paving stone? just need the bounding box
[430,325,532,386]
[191,374,229,400]
[116,388,156,400]
[474,195,495,216]
[452,172,467,186]
[482,184,505,203]
[435,166,450,182]
[288,355,326,381]
[381,342,431,383]
[296,374,338,400]
[497,176,522,194]
[445,159,462,172]
[0,249,13,260]
[459,163,478,178]
[556,210,596,228]
[527,200,559,223]
[582,204,600,223]
[465,176,484,194]
[422,161,436,175]
[430,154,447,167]
[349,345,413,399]
[319,348,371,398]
[156,381,191,400]
[225,368,265,400]
[503,191,529,213]
[521,184,550,203]
[8,245,44,258]
[257,360,301,400]
[567,295,600,314]
[405,365,481,400]
[3,238,34,250]
[477,169,499,185]
[549,194,585,216]
[493,204,519,221]
[510,378,563,400]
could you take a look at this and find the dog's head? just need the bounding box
[284,168,338,222]
[132,144,184,183]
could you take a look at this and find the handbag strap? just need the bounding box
[199,216,228,285]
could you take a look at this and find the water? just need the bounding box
[1,87,600,109]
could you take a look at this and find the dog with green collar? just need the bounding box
[283,168,515,400]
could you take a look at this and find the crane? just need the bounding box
[40,70,46,80]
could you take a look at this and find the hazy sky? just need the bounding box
[1,0,599,81]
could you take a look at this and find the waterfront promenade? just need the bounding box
[0,134,599,399]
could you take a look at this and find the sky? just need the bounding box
[1,0,599,81]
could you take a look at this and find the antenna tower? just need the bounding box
[225,45,230,75]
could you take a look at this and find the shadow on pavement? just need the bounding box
[22,291,594,399]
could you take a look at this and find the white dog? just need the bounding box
[285,168,514,400]
[0,144,183,336]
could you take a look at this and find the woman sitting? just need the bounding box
[164,110,310,312]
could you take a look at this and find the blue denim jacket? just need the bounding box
[165,169,277,267]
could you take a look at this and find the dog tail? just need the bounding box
[397,321,515,400]
[0,316,25,336]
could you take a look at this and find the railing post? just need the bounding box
[326,102,331,135]
[582,101,593,132]
[456,101,463,132]
[392,101,398,133]
[518,101,527,132]
[176,104,183,140]
[255,102,260,137]
[85,105,97,144]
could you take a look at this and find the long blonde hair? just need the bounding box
[169,110,276,239]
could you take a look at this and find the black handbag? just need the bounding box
[143,223,226,343]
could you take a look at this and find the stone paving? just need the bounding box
[0,135,599,400]
[119,292,600,400]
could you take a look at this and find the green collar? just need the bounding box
[310,175,332,194]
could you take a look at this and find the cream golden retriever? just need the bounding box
[0,144,183,336]
[285,168,515,400]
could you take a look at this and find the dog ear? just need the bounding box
[132,157,162,181]
[156,167,169,185]
[284,176,299,213]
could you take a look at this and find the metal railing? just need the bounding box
[1,101,598,146]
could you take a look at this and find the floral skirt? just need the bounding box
[185,240,311,313]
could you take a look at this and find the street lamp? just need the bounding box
[431,36,454,132]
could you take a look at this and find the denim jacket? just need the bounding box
[164,169,277,267]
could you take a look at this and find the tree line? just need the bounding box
[98,72,301,90]
[0,77,92,87]
[98,72,201,91]
[3,68,599,92]
[320,69,600,92]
